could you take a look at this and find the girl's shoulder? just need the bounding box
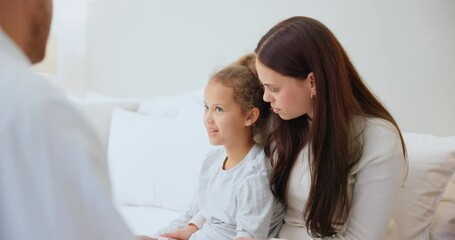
[242,144,272,176]
[205,146,226,158]
[200,146,226,170]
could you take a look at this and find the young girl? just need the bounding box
[147,53,284,240]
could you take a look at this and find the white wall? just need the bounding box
[46,0,92,94]
[86,0,267,97]
[53,0,455,136]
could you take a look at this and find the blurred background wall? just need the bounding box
[38,0,455,136]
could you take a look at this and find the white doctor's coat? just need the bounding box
[0,29,134,239]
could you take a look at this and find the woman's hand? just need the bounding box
[160,224,199,240]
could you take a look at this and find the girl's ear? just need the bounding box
[245,107,260,127]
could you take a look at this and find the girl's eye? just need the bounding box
[215,107,223,112]
[204,105,208,111]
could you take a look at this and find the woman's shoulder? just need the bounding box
[354,116,401,143]
[351,116,405,172]
[364,117,401,142]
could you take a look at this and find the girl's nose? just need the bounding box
[204,111,214,124]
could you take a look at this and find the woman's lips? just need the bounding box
[272,107,281,113]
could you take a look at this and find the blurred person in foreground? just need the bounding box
[0,0,134,239]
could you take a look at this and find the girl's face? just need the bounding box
[255,59,315,120]
[203,81,250,147]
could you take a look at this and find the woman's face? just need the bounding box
[255,59,314,120]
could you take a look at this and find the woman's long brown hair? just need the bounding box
[255,16,407,238]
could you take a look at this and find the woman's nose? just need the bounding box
[263,90,272,103]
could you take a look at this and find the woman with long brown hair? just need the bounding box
[252,16,407,239]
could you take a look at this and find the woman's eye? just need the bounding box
[215,107,223,112]
[268,87,279,93]
[271,88,279,93]
[203,105,208,111]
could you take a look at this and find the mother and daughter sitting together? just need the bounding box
[140,16,407,240]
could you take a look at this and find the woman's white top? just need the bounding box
[278,117,405,240]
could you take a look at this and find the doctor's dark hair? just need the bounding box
[209,53,270,144]
[255,16,407,237]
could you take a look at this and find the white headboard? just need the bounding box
[85,0,455,136]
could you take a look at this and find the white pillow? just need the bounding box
[392,133,455,239]
[137,89,204,117]
[108,108,213,212]
[430,176,455,239]
[76,101,139,153]
[86,89,204,118]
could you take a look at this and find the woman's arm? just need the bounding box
[329,120,405,240]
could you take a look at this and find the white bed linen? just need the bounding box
[118,206,181,236]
